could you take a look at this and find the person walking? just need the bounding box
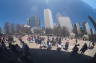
[57,43,62,52]
[64,41,69,51]
[47,39,52,50]
[80,43,88,54]
[72,44,79,54]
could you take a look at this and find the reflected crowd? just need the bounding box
[0,34,96,63]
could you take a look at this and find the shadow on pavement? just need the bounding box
[30,48,92,63]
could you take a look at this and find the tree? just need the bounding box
[45,28,53,36]
[53,26,70,37]
[61,27,70,37]
[53,25,61,36]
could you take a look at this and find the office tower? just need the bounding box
[83,22,91,35]
[90,28,95,35]
[0,27,2,34]
[27,16,40,28]
[4,22,14,34]
[88,16,96,31]
[57,16,73,33]
[16,24,26,33]
[73,23,81,35]
[44,9,54,29]
[56,12,62,24]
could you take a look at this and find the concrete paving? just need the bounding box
[14,35,96,57]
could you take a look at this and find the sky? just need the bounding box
[0,0,96,28]
[82,0,96,9]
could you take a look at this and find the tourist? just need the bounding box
[72,44,79,54]
[47,39,52,50]
[40,40,47,49]
[64,41,69,51]
[57,43,62,52]
[51,37,55,46]
[80,43,88,54]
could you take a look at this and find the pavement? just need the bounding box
[14,35,96,57]
[30,49,91,63]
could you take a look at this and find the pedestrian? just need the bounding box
[40,40,47,49]
[57,43,62,52]
[47,39,52,50]
[64,41,69,51]
[80,43,88,54]
[72,44,79,54]
[51,37,55,46]
[92,42,95,48]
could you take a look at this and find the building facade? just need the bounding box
[4,22,14,34]
[83,22,91,35]
[27,16,40,28]
[44,9,54,29]
[57,16,73,33]
[73,23,81,35]
[0,27,2,34]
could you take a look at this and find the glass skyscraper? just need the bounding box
[44,9,54,29]
[27,16,40,28]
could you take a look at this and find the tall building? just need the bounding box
[44,9,54,29]
[88,16,96,31]
[90,28,95,35]
[73,23,81,35]
[83,22,91,35]
[0,27,2,34]
[16,24,26,33]
[4,22,14,34]
[57,16,73,33]
[16,24,21,33]
[27,16,40,28]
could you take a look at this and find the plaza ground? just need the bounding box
[14,35,96,57]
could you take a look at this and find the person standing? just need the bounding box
[51,37,55,46]
[80,43,88,54]
[47,39,52,50]
[64,41,69,51]
[72,44,79,54]
[57,43,62,52]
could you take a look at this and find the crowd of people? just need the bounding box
[0,34,96,63]
[27,35,96,55]
[0,35,33,63]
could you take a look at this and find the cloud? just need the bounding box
[82,0,96,9]
[31,5,39,12]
